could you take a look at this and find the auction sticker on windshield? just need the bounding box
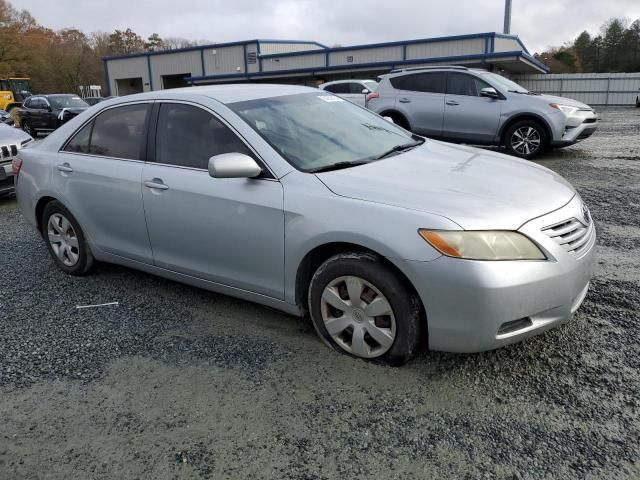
[318,96,344,102]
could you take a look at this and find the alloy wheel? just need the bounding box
[47,213,80,267]
[511,126,541,156]
[320,275,396,358]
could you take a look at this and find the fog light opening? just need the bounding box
[497,317,533,336]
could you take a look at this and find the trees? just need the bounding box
[537,18,640,73]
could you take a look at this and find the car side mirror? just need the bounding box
[383,116,394,123]
[480,87,500,99]
[362,89,370,94]
[208,153,262,179]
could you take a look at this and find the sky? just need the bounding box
[14,0,640,54]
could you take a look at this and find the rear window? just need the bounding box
[390,72,445,94]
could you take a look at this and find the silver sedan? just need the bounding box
[14,85,595,365]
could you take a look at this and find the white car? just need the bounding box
[0,123,33,196]
[319,80,378,106]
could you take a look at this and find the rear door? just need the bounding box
[141,102,285,299]
[56,102,153,263]
[442,73,502,143]
[390,72,446,136]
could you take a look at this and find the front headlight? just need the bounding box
[550,103,579,116]
[418,230,546,261]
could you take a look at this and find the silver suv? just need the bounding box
[367,66,598,159]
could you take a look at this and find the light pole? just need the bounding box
[504,0,512,34]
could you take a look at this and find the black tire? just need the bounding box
[636,96,640,108]
[504,120,548,159]
[41,201,94,275]
[385,111,411,131]
[308,252,423,366]
[22,120,36,138]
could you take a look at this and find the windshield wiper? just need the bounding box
[307,160,370,173]
[375,138,425,160]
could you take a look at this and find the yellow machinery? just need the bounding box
[0,78,32,112]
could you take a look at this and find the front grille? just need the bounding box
[542,214,594,257]
[583,118,597,124]
[0,143,18,161]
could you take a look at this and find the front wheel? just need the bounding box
[504,120,548,159]
[308,252,423,365]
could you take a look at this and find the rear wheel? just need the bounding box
[308,252,422,365]
[41,201,94,275]
[504,120,548,159]
[21,120,36,138]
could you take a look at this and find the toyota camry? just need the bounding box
[14,85,595,365]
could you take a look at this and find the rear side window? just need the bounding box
[90,104,149,159]
[64,123,92,153]
[62,104,150,159]
[390,73,445,94]
[155,103,252,170]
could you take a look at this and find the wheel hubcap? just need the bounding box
[320,276,396,358]
[47,213,80,267]
[511,126,541,156]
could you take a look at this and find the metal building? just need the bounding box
[103,32,548,95]
[514,72,640,106]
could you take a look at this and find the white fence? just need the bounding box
[514,72,640,105]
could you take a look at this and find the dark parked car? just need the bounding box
[16,94,89,137]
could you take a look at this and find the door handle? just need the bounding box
[57,163,73,173]
[399,98,411,103]
[446,100,460,106]
[144,179,169,190]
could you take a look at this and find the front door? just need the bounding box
[141,102,285,299]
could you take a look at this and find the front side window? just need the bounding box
[447,73,479,96]
[349,83,367,94]
[390,73,446,94]
[324,83,350,94]
[155,103,252,170]
[229,92,416,172]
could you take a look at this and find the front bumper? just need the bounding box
[394,196,596,353]
[0,162,14,194]
[551,109,598,147]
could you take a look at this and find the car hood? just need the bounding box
[0,124,33,145]
[55,107,88,115]
[536,94,592,110]
[315,141,576,230]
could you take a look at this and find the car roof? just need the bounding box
[109,84,318,105]
[320,79,376,85]
[382,66,488,78]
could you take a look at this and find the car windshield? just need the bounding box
[363,80,378,91]
[48,95,89,109]
[229,92,415,172]
[480,72,529,94]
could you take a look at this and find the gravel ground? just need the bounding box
[1,107,639,479]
